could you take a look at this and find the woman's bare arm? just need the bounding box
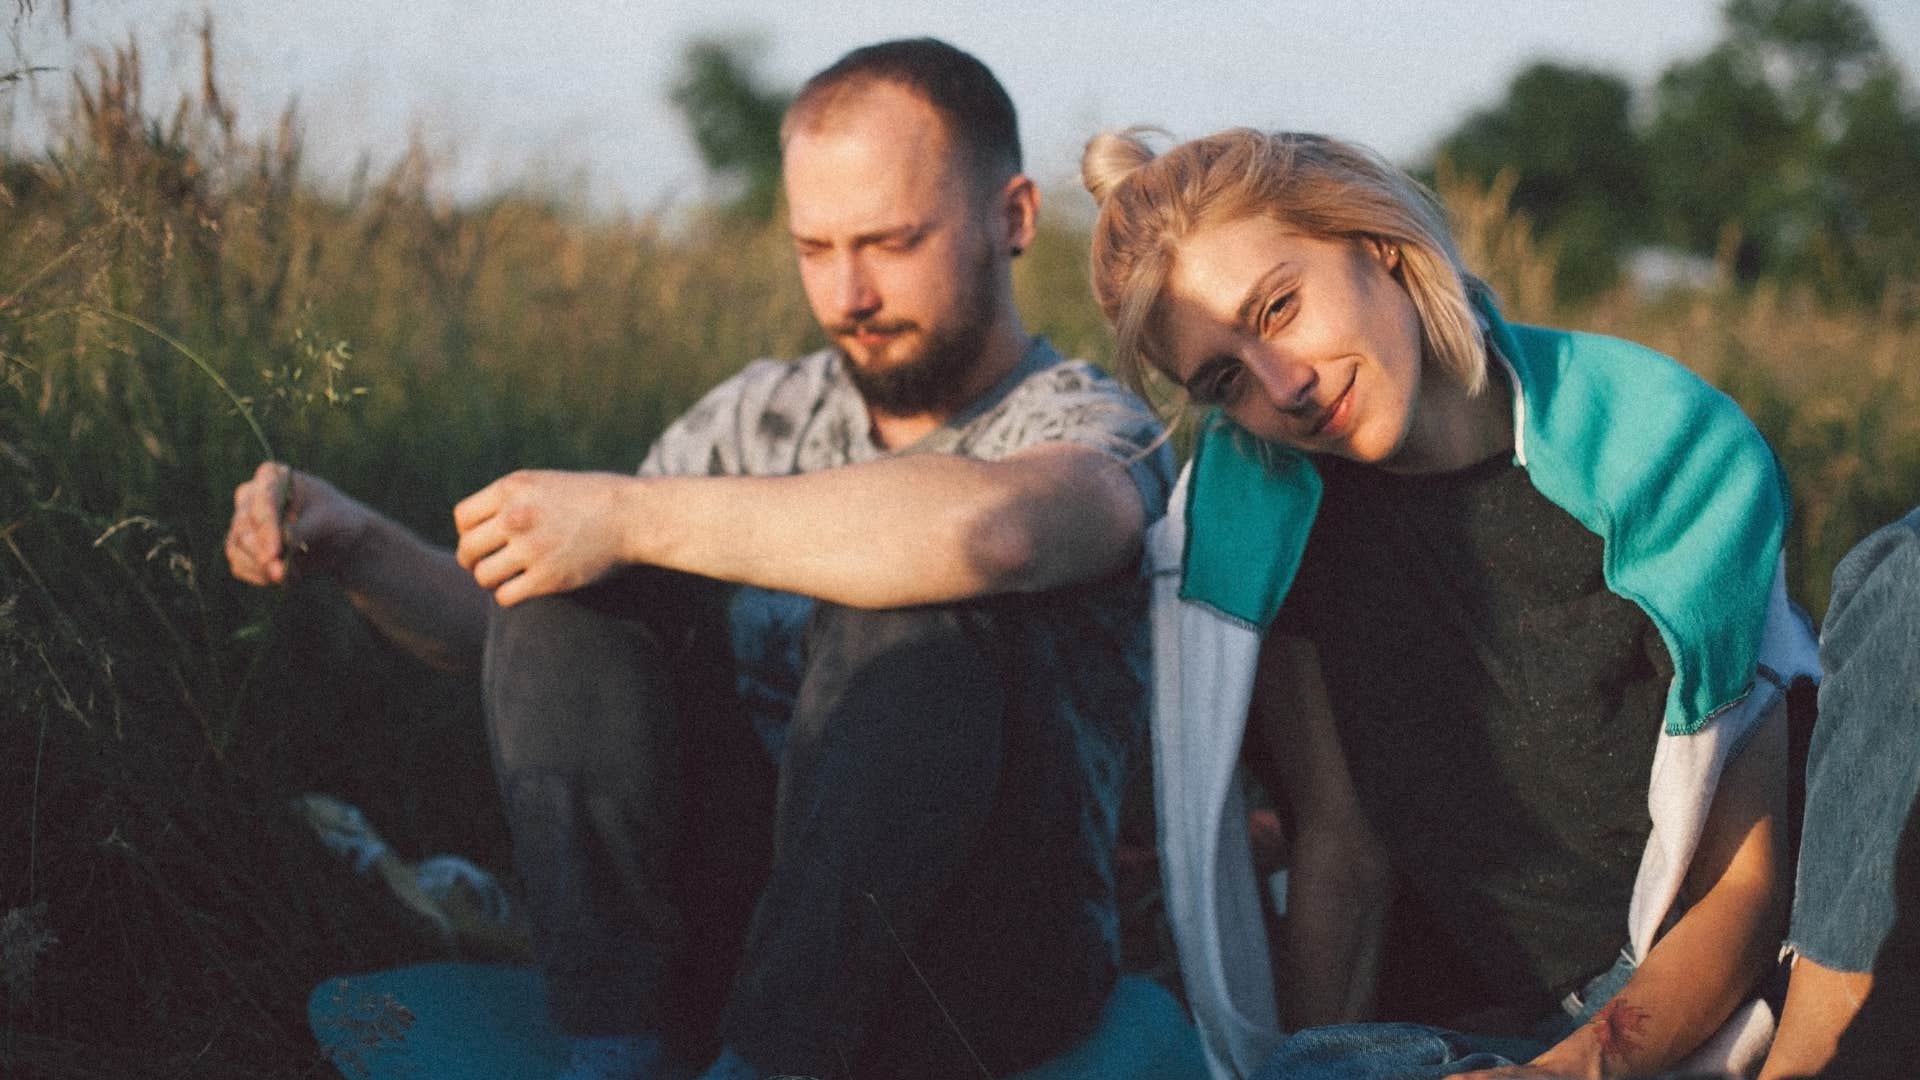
[1253,632,1393,1028]
[1522,700,1791,1079]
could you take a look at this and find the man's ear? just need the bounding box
[1002,173,1039,257]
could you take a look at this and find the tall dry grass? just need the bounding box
[1,35,1915,1080]
[0,38,819,1078]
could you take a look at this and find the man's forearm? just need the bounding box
[617,446,1143,608]
[335,514,492,674]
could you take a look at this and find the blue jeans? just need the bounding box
[1249,953,1636,1080]
[481,566,1121,1078]
[1788,506,1920,973]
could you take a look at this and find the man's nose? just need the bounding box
[1244,347,1317,412]
[834,256,881,321]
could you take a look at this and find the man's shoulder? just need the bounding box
[643,350,851,478]
[981,350,1156,428]
[678,349,850,438]
[942,344,1175,518]
[927,342,1145,442]
[1011,351,1130,396]
[703,349,843,401]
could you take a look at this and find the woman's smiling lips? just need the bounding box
[1304,376,1356,440]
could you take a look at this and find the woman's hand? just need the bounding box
[1451,1060,1589,1068]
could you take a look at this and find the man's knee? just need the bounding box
[484,587,650,684]
[804,599,1002,670]
[483,567,727,694]
[482,590,676,778]
[789,601,1009,747]
[778,601,1012,834]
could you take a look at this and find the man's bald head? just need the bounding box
[781,38,1022,204]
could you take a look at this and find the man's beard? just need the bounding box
[832,248,998,416]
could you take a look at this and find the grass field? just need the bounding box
[2,46,1916,1078]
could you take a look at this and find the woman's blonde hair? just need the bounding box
[1083,127,1490,406]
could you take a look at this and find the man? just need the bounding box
[226,38,1172,1080]
[1757,505,1920,1080]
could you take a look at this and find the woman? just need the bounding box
[1081,128,1824,1079]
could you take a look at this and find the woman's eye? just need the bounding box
[1262,293,1295,330]
[1194,364,1243,405]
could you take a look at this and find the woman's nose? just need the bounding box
[1244,347,1317,412]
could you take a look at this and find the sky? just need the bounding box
[7,0,1920,219]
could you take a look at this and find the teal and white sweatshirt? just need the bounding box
[1149,301,1821,1079]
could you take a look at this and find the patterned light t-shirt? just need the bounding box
[638,338,1174,773]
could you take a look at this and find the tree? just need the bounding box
[1645,0,1920,297]
[1643,43,1799,278]
[1434,0,1920,303]
[668,36,792,223]
[1725,0,1880,116]
[1826,61,1920,292]
[1435,62,1650,298]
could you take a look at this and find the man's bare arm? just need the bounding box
[452,441,1148,609]
[226,462,491,673]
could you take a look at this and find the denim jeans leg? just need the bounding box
[482,566,774,1049]
[719,598,1116,1078]
[1789,508,1920,973]
[1250,1021,1547,1080]
[1244,948,1632,1080]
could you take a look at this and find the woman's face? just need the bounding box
[1157,216,1428,466]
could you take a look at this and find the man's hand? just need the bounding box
[225,461,374,586]
[453,470,634,607]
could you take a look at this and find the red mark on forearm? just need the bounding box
[1590,1000,1652,1063]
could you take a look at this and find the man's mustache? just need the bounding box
[826,318,918,338]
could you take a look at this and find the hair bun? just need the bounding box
[1081,127,1164,205]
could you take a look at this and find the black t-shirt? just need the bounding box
[1268,452,1671,1024]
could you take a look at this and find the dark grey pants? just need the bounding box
[482,567,1116,1078]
